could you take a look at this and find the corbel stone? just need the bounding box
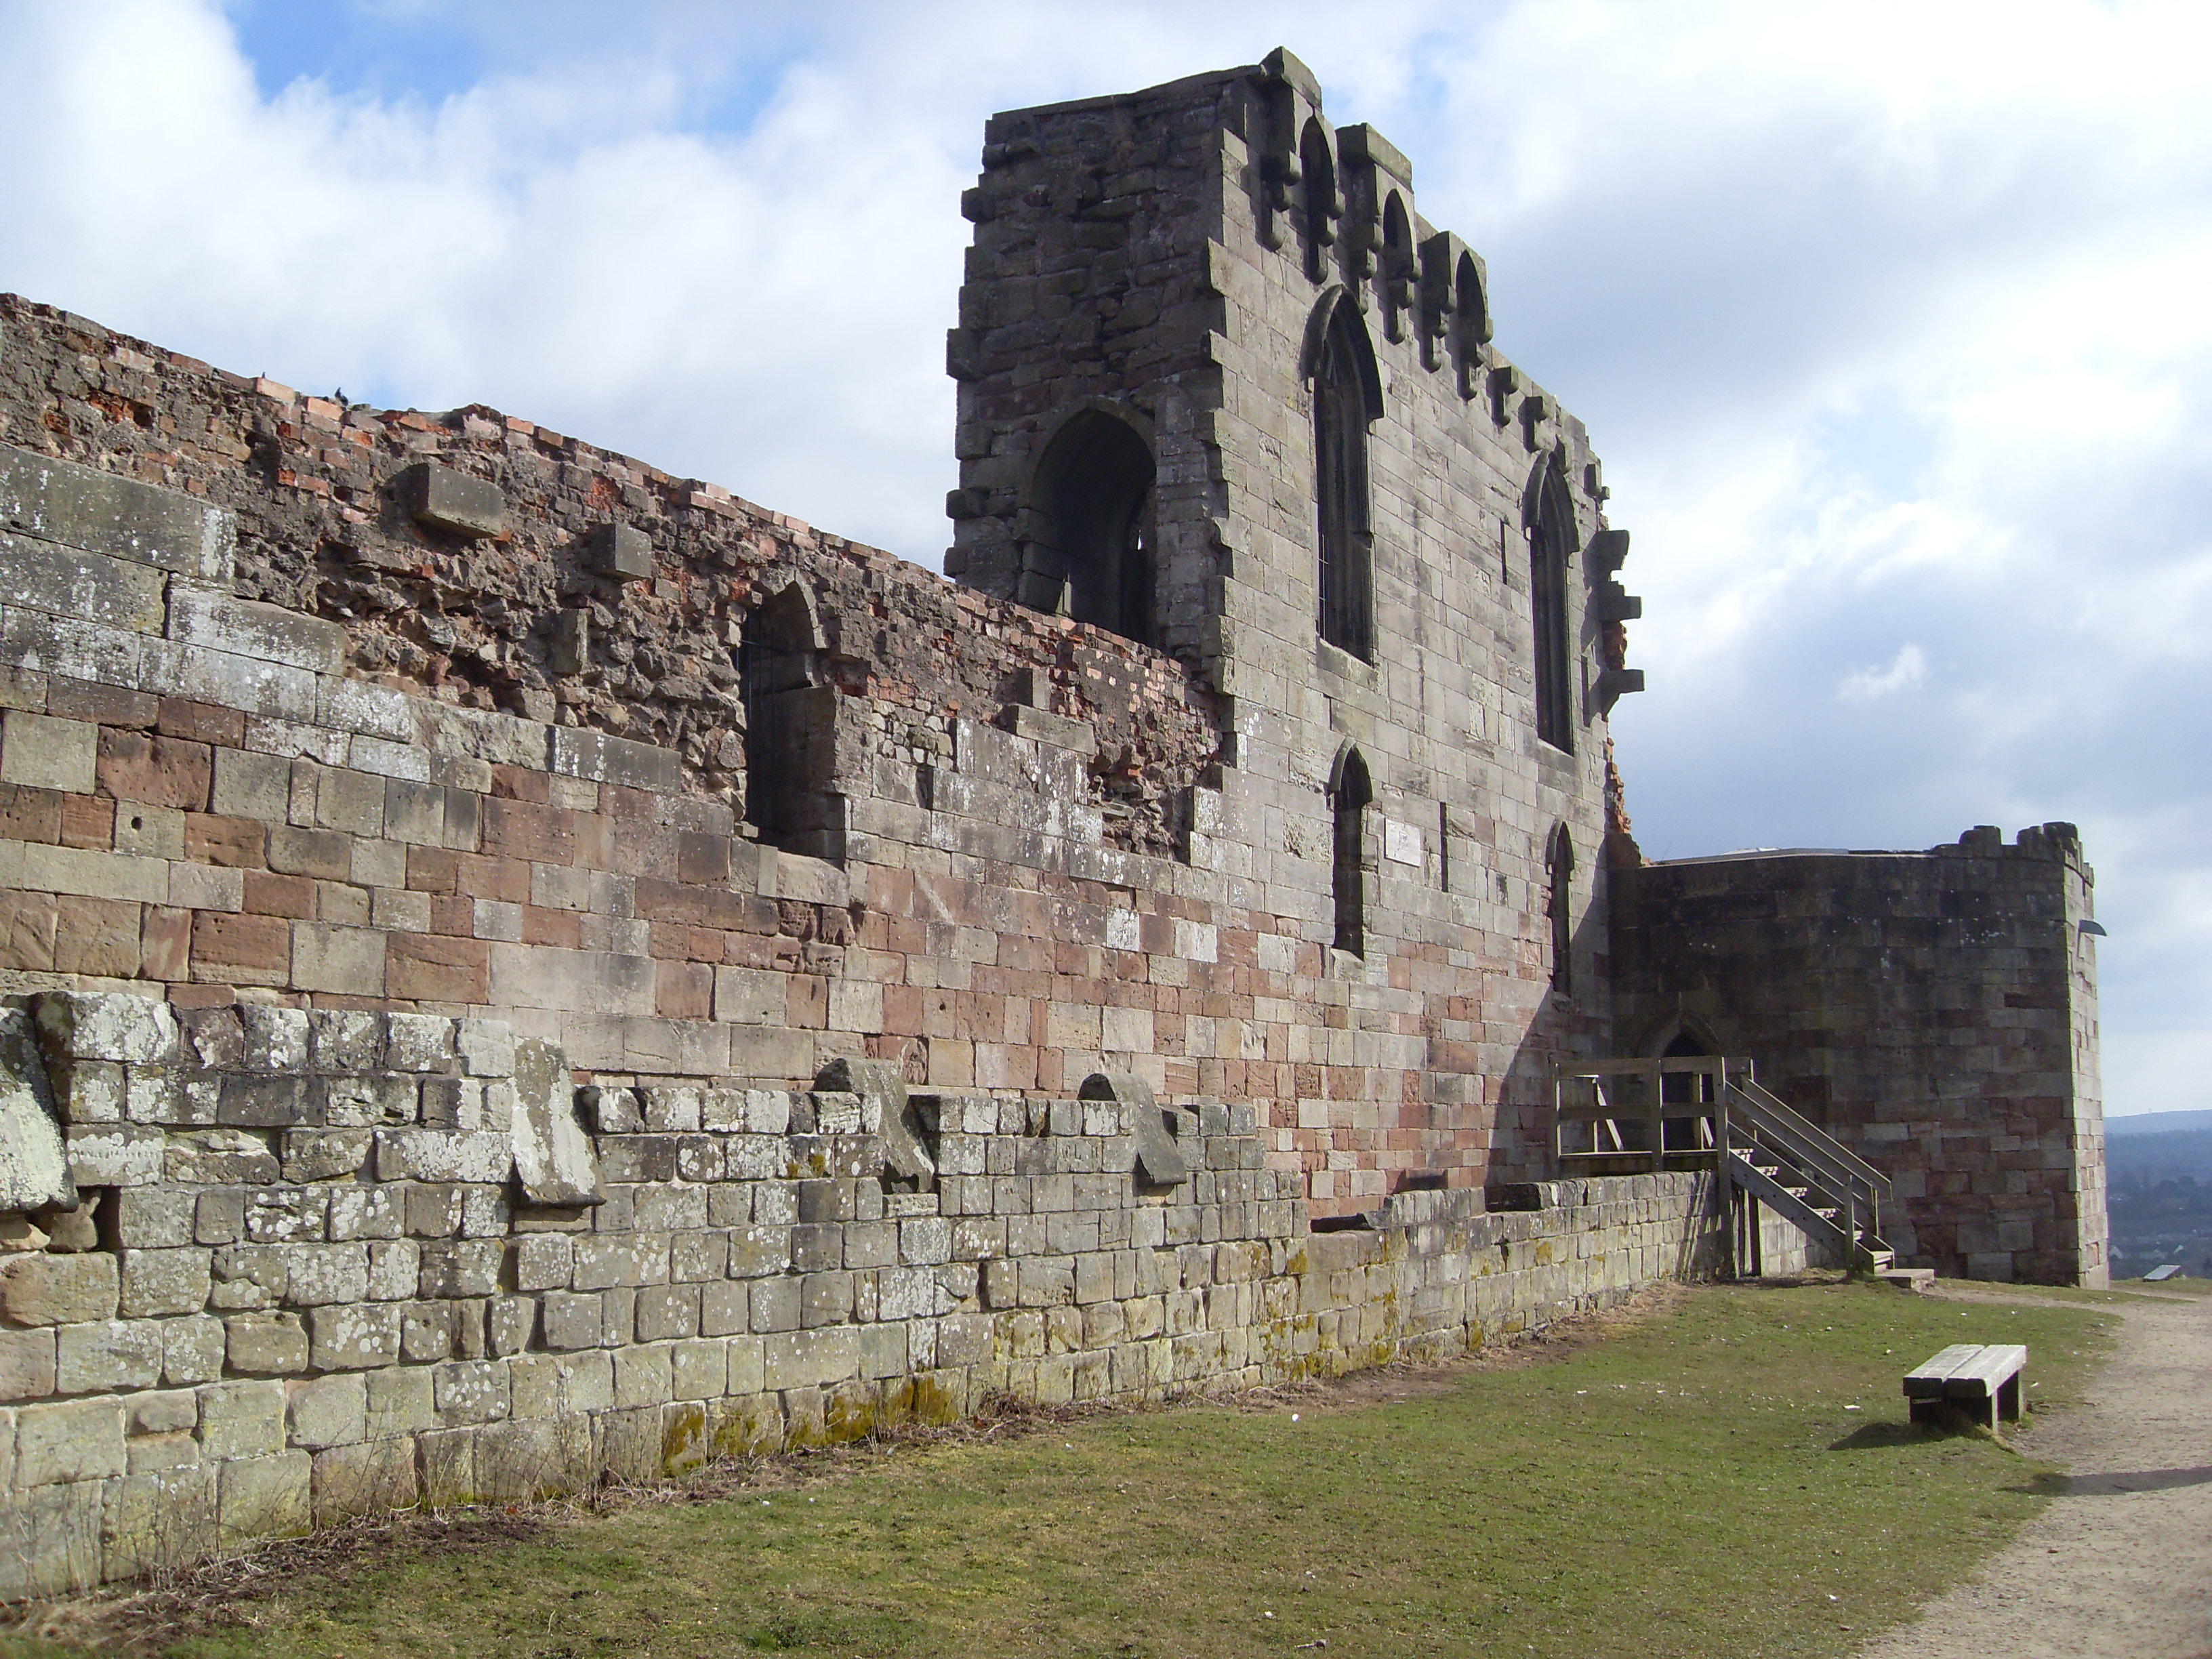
[1585,528,1631,578]
[1594,667,1647,712]
[1080,1071,1187,1187]
[401,464,505,540]
[816,1057,933,1188]
[589,521,654,582]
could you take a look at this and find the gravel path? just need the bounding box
[1856,1285,2212,1659]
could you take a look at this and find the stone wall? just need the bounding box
[1611,826,2108,1286]
[0,985,1721,1596]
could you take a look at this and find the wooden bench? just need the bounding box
[1903,1343,2027,1429]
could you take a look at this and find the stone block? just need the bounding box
[0,1328,56,1401]
[167,584,347,674]
[164,1314,224,1384]
[0,1477,104,1599]
[0,1252,117,1326]
[373,1129,513,1185]
[119,1248,212,1318]
[281,1129,373,1183]
[549,727,681,794]
[312,1435,417,1524]
[0,442,234,579]
[291,922,388,996]
[218,1451,312,1547]
[590,520,655,581]
[104,1463,219,1580]
[15,1395,125,1486]
[285,1374,367,1448]
[0,710,94,792]
[55,1318,164,1394]
[64,1122,165,1186]
[224,1313,310,1377]
[33,990,180,1065]
[510,1037,601,1207]
[167,1128,281,1185]
[403,463,506,539]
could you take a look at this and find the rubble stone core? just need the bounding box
[0,48,2100,1591]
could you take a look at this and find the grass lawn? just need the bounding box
[6,1279,2118,1659]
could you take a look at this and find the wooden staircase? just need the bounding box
[1715,1073,1896,1275]
[1555,1056,1928,1285]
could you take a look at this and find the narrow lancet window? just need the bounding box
[1532,471,1576,752]
[1314,306,1376,660]
[1547,822,1575,992]
[1332,750,1373,958]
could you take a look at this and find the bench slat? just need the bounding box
[1903,1344,1986,1395]
[1942,1343,2026,1395]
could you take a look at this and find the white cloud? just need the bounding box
[1837,643,1927,703]
[1,0,2208,1113]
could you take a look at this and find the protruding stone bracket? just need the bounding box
[1080,1071,1188,1187]
[400,463,506,541]
[817,1056,934,1189]
[512,1037,602,1207]
[0,1008,75,1213]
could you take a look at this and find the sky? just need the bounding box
[0,0,2205,1115]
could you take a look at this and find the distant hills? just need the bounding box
[2109,1110,2212,1136]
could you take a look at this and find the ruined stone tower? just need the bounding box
[945,51,1644,1201]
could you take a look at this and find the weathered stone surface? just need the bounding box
[0,1008,75,1212]
[33,991,180,1065]
[0,441,234,579]
[167,585,347,674]
[509,1038,601,1207]
[0,708,98,792]
[372,1129,511,1185]
[14,1395,125,1486]
[224,1313,310,1377]
[0,1252,118,1326]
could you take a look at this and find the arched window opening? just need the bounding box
[741,584,842,859]
[1026,408,1157,645]
[1300,119,1338,283]
[1452,251,1489,400]
[1531,468,1576,753]
[1380,192,1414,342]
[1332,750,1373,958]
[1312,301,1379,661]
[1546,822,1575,993]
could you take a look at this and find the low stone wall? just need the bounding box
[0,987,1721,1596]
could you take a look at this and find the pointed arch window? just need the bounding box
[1531,468,1576,753]
[1021,406,1157,644]
[1309,296,1382,661]
[1332,749,1373,958]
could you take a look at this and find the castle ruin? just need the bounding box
[0,50,2104,1592]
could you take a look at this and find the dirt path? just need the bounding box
[1856,1285,2212,1659]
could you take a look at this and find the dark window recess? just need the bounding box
[1300,118,1338,283]
[1547,822,1574,994]
[1025,410,1156,645]
[1315,310,1375,660]
[740,587,843,861]
[1332,750,1373,958]
[1532,472,1576,752]
[1380,192,1414,342]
